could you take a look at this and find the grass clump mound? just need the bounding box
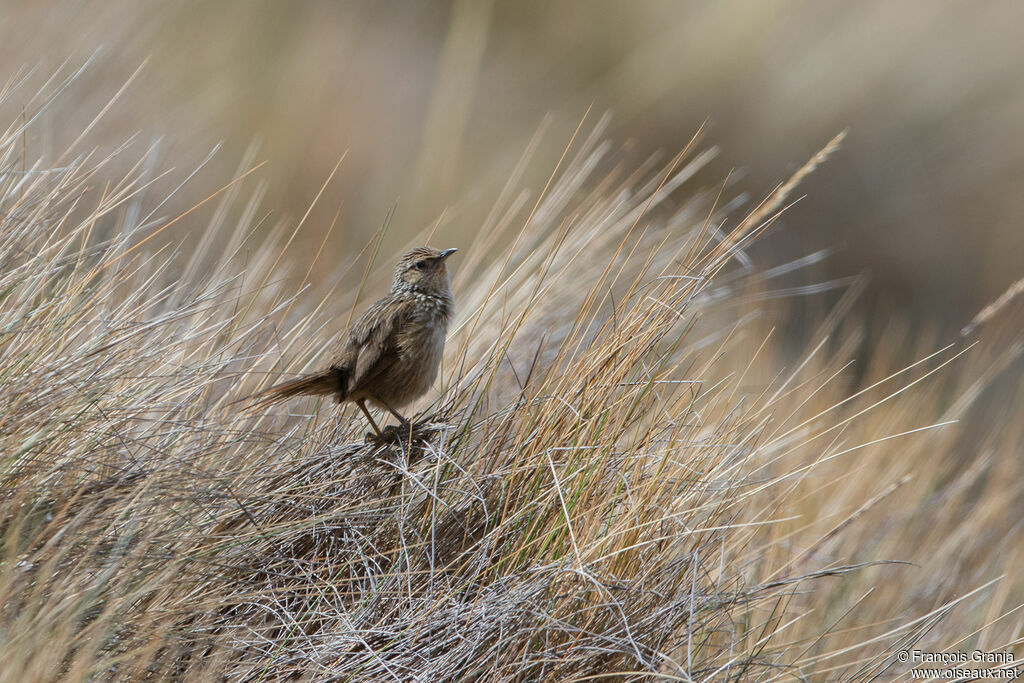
[0,80,1021,681]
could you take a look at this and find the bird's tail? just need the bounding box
[242,371,339,410]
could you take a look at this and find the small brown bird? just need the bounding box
[251,246,457,436]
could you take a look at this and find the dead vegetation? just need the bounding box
[0,74,1021,681]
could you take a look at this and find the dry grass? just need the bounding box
[0,74,1022,681]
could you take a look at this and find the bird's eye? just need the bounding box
[414,260,428,270]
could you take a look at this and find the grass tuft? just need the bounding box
[0,74,1022,681]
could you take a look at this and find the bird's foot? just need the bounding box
[382,422,416,441]
[365,422,416,443]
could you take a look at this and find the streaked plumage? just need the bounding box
[250,246,457,435]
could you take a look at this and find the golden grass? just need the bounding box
[0,74,1021,681]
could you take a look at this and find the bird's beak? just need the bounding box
[438,248,458,260]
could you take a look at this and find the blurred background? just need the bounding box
[2,0,1023,333]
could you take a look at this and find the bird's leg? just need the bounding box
[373,398,416,444]
[375,398,411,426]
[356,399,383,436]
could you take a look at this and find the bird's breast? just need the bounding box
[398,311,447,364]
[374,314,447,407]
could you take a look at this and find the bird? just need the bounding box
[249,246,457,436]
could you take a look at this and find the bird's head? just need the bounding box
[393,246,458,295]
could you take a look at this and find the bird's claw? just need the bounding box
[366,422,416,443]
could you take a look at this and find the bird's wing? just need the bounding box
[333,296,408,395]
